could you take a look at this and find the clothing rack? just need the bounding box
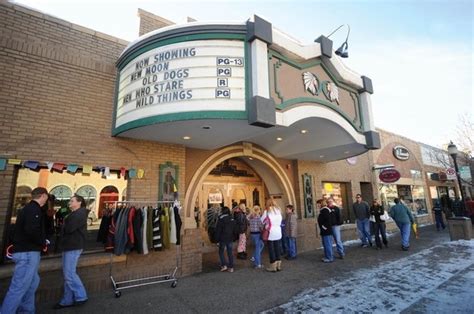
[109,200,180,297]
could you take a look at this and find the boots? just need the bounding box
[276,260,282,271]
[266,262,277,272]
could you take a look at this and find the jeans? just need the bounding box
[322,235,334,261]
[435,214,445,230]
[1,251,41,314]
[267,240,281,263]
[356,218,371,245]
[287,237,297,258]
[250,234,264,266]
[218,242,234,268]
[397,223,411,248]
[331,225,344,256]
[280,235,288,255]
[373,222,388,248]
[60,249,88,306]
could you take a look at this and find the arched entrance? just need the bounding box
[184,143,296,267]
[98,185,119,218]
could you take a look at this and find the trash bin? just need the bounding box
[447,217,472,241]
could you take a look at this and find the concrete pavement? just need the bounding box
[35,225,470,313]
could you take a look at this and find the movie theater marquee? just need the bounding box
[115,40,246,128]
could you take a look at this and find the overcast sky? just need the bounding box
[12,0,473,148]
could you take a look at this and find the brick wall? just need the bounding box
[0,2,193,300]
[137,8,174,36]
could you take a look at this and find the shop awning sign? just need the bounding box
[379,169,401,183]
[446,167,456,180]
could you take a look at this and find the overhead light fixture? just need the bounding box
[183,136,191,140]
[300,130,308,134]
[327,24,350,58]
[344,151,350,154]
[276,137,283,141]
[248,157,253,160]
[319,155,325,158]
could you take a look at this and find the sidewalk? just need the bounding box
[35,225,471,313]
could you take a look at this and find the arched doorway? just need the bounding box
[98,185,119,218]
[184,143,296,268]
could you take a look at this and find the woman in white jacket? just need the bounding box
[261,198,283,272]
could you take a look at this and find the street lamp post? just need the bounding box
[447,141,466,216]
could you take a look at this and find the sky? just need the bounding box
[12,0,473,149]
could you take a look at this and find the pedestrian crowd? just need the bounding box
[213,193,433,271]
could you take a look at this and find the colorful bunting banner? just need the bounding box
[128,168,137,178]
[8,159,21,165]
[67,164,79,173]
[24,161,39,170]
[137,169,144,179]
[82,165,92,174]
[52,163,65,172]
[0,158,6,171]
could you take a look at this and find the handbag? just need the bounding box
[369,215,376,223]
[261,216,271,241]
[381,211,390,221]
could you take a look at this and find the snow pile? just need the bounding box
[267,240,474,313]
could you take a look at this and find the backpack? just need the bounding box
[235,211,248,234]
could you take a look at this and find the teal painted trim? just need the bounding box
[273,59,284,103]
[269,50,321,70]
[276,97,361,131]
[111,71,120,133]
[112,110,247,136]
[158,162,179,202]
[119,33,246,71]
[268,50,358,94]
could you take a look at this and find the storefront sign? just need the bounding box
[115,40,246,129]
[460,166,471,180]
[393,145,410,160]
[379,169,401,183]
[446,167,456,180]
[208,192,223,204]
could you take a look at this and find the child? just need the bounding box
[248,205,264,268]
[285,204,297,260]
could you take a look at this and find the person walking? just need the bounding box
[352,194,372,247]
[1,187,49,314]
[390,198,415,251]
[261,198,283,272]
[328,198,344,259]
[432,200,446,231]
[248,205,264,268]
[284,204,297,260]
[234,203,248,259]
[215,206,235,273]
[370,199,388,249]
[317,199,334,263]
[54,194,89,309]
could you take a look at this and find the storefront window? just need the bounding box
[411,185,427,215]
[7,167,128,258]
[322,182,351,222]
[380,184,398,208]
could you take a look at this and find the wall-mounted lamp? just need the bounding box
[327,24,350,58]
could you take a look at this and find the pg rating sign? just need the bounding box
[115,40,246,129]
[215,57,244,99]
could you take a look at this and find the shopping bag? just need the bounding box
[412,223,419,239]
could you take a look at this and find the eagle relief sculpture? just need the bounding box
[302,72,339,104]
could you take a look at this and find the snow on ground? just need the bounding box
[267,240,474,313]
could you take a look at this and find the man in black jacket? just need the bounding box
[1,187,49,313]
